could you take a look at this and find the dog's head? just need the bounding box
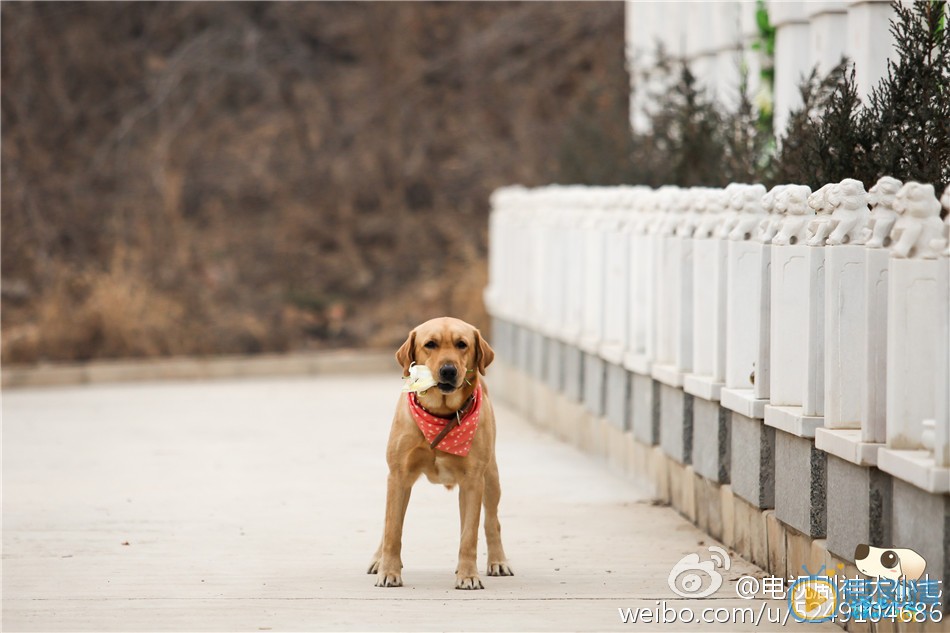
[854,544,927,581]
[395,317,494,394]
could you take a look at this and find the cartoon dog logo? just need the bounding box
[854,544,927,581]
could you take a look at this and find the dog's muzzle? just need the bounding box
[438,364,459,392]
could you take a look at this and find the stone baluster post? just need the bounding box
[600,192,632,365]
[845,0,896,102]
[624,188,657,375]
[816,177,901,466]
[823,179,872,431]
[938,186,950,470]
[879,182,950,493]
[651,186,680,376]
[807,2,848,74]
[686,188,729,401]
[652,186,696,388]
[768,1,810,136]
[765,182,823,437]
[720,183,771,419]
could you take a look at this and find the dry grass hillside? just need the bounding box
[1,2,633,363]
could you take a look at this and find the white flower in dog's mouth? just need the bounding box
[401,363,437,394]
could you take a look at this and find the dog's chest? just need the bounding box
[424,456,460,487]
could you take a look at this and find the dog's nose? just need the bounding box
[854,544,869,561]
[439,364,458,382]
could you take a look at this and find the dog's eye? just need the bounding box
[880,550,899,569]
[423,340,437,350]
[456,341,468,350]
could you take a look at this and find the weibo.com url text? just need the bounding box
[618,601,791,626]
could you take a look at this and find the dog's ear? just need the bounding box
[898,549,927,581]
[474,328,494,375]
[395,330,416,377]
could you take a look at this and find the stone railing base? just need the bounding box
[488,353,949,625]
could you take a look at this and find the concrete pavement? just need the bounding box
[2,374,836,631]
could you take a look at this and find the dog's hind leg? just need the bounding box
[483,458,514,577]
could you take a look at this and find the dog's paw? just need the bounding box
[455,573,484,590]
[367,558,380,574]
[375,570,403,587]
[487,561,514,577]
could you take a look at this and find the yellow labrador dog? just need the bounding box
[368,317,513,589]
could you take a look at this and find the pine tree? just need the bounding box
[627,52,727,187]
[647,62,726,187]
[721,80,767,184]
[812,62,867,186]
[770,64,851,188]
[861,0,950,192]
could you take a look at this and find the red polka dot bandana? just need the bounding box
[407,384,483,456]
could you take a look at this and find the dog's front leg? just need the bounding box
[375,473,412,587]
[455,477,484,589]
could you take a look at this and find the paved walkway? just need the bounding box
[2,374,835,631]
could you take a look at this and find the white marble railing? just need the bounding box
[485,180,950,493]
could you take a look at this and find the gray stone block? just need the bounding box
[717,406,730,483]
[692,397,730,484]
[730,412,775,509]
[890,479,949,588]
[505,322,516,361]
[514,325,531,373]
[825,455,892,561]
[604,362,629,430]
[624,372,634,433]
[490,318,512,363]
[774,430,826,538]
[582,352,605,416]
[563,344,584,403]
[630,373,656,445]
[659,383,693,464]
[527,330,545,381]
[652,380,661,445]
[544,338,563,392]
